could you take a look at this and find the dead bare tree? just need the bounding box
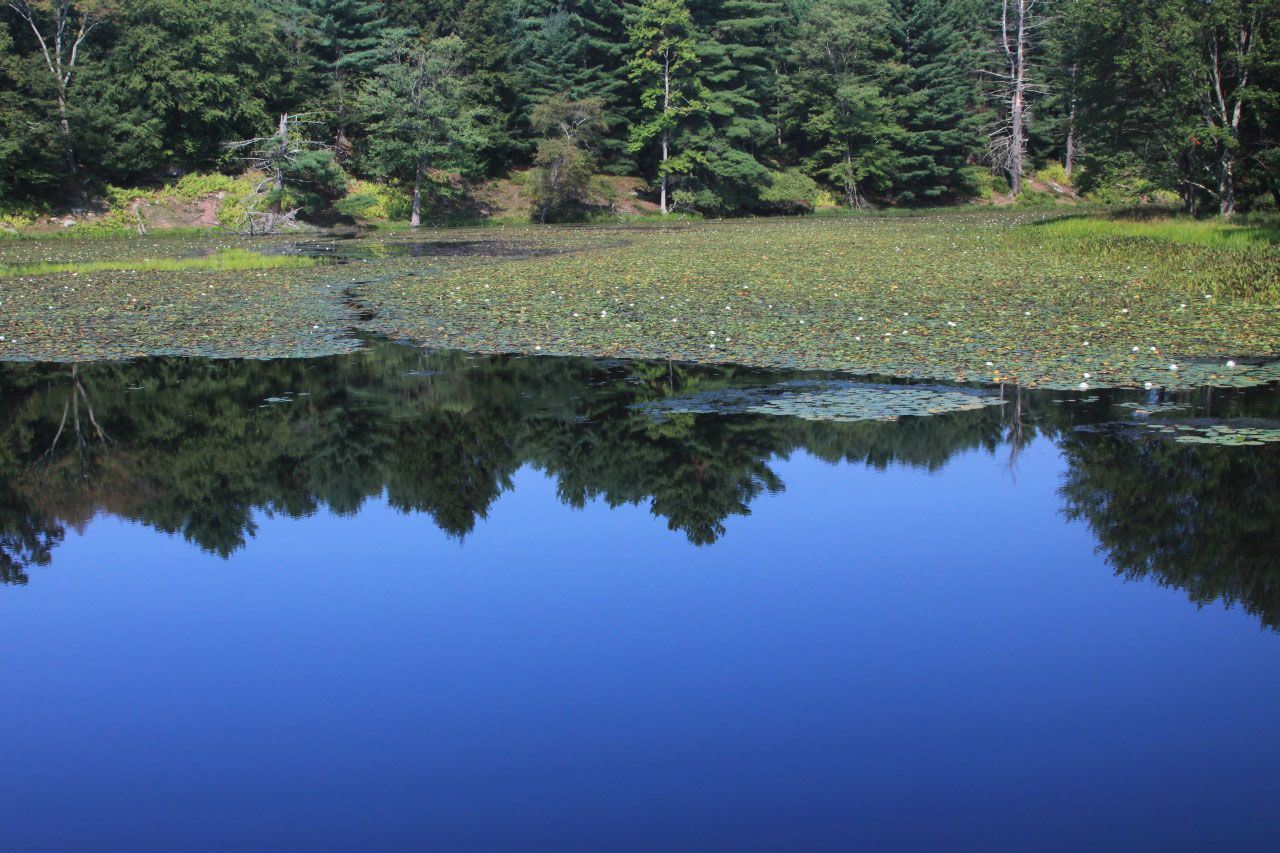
[986,0,1052,197]
[7,0,112,176]
[222,112,329,235]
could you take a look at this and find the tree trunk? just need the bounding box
[998,0,1031,198]
[270,113,287,215]
[411,158,423,228]
[57,93,76,175]
[1063,62,1079,178]
[660,49,670,215]
[1218,154,1236,219]
[844,148,856,208]
[660,131,669,215]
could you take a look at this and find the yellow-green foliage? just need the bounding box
[168,173,239,201]
[1034,213,1280,252]
[0,248,316,277]
[812,188,841,210]
[1035,163,1073,189]
[0,202,40,235]
[972,170,1011,200]
[340,179,411,222]
[70,186,155,237]
[215,175,263,228]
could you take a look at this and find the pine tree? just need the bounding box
[509,0,634,170]
[891,0,983,202]
[298,0,407,151]
[786,0,903,208]
[681,0,789,211]
[360,34,487,226]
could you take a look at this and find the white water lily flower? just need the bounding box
[1079,382,1089,390]
[1169,364,1178,371]
[1226,360,1237,368]
[1083,373,1091,379]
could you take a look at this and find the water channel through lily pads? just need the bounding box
[3,211,1279,389]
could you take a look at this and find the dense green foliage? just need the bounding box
[1,0,1278,217]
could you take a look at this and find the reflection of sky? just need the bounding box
[3,440,1278,850]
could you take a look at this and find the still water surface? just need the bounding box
[2,342,1278,850]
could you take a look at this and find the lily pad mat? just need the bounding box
[635,380,1006,423]
[3,211,1280,389]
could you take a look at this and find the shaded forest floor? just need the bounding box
[1,209,1278,390]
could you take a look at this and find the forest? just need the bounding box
[2,0,1277,224]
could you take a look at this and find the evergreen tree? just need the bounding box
[786,0,902,208]
[0,23,63,199]
[891,0,982,202]
[360,34,486,227]
[297,0,407,151]
[75,0,289,179]
[509,0,634,170]
[680,0,789,211]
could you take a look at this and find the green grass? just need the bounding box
[1033,212,1280,251]
[0,248,317,277]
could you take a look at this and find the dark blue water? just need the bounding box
[2,344,1278,850]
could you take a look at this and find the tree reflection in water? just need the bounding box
[1,341,1277,629]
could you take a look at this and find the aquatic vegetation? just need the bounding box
[1142,423,1280,446]
[3,211,1280,387]
[635,380,1006,423]
[1031,213,1280,253]
[0,248,318,277]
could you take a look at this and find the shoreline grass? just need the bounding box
[1031,212,1280,251]
[0,248,317,277]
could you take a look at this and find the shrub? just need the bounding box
[339,179,411,222]
[758,169,819,214]
[972,170,1011,200]
[168,173,238,200]
[1034,162,1073,190]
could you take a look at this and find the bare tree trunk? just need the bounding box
[1219,154,1236,219]
[1064,64,1078,178]
[843,147,857,208]
[660,132,669,215]
[57,93,76,175]
[411,158,423,228]
[1008,0,1026,196]
[994,0,1035,198]
[270,113,287,215]
[1203,10,1257,219]
[660,49,671,215]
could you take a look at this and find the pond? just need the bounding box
[2,340,1279,849]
